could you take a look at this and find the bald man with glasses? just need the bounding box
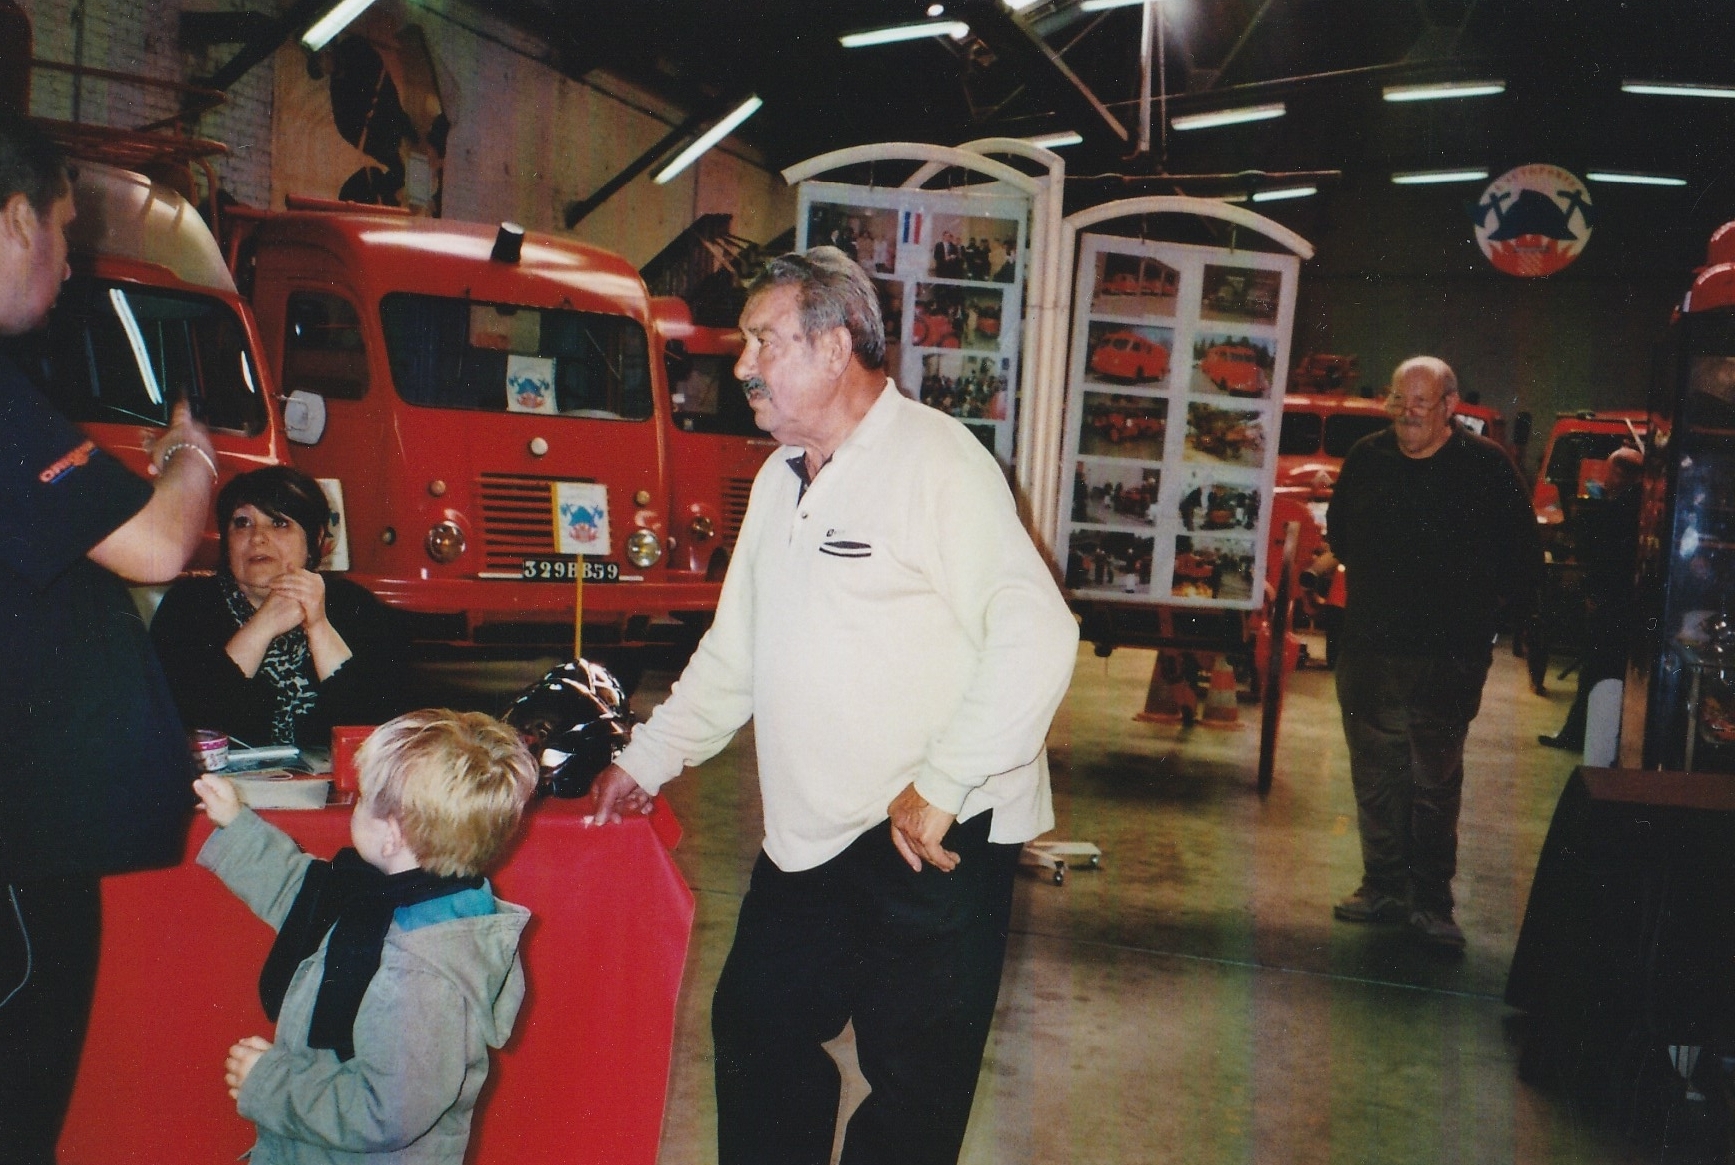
[1326,356,1542,950]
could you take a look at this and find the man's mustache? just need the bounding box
[744,377,769,400]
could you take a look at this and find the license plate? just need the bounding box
[520,557,619,583]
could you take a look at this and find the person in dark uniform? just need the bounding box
[0,114,215,1163]
[1539,445,1644,751]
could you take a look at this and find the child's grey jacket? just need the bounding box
[200,808,530,1165]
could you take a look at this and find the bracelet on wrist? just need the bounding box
[160,441,219,484]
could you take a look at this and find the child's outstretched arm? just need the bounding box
[195,796,316,931]
[194,774,241,826]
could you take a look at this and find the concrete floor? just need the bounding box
[642,637,1661,1165]
[424,636,1651,1164]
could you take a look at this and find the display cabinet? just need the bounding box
[1622,301,1735,771]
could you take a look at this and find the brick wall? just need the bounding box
[15,0,794,267]
[20,0,272,205]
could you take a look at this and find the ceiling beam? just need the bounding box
[959,0,1128,145]
[191,0,328,92]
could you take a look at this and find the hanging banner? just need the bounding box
[796,181,1030,468]
[1056,235,1299,610]
[1471,164,1594,277]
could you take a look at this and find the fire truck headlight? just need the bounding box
[626,529,663,568]
[688,514,716,542]
[425,521,466,564]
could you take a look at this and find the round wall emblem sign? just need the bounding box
[1471,164,1595,277]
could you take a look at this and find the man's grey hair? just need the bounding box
[745,245,886,371]
[1391,355,1458,398]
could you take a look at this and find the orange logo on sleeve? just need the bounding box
[39,440,97,484]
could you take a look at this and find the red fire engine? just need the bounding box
[226,201,724,652]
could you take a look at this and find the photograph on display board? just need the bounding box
[1084,321,1174,388]
[1175,469,1261,533]
[1189,333,1277,399]
[875,279,904,377]
[920,353,1008,419]
[1184,402,1267,468]
[1080,391,1168,460]
[961,420,999,458]
[805,202,899,275]
[1170,534,1256,602]
[1065,529,1154,596]
[1089,251,1180,318]
[927,214,1019,283]
[1071,460,1160,528]
[911,283,1003,352]
[1199,264,1283,325]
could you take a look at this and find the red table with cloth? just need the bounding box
[58,796,694,1164]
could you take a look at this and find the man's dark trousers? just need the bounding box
[1336,651,1491,913]
[713,811,1020,1165]
[0,876,102,1165]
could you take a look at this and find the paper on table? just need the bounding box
[229,776,332,810]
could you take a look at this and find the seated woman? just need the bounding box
[151,466,406,750]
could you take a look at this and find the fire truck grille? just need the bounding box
[477,474,569,570]
[722,477,753,547]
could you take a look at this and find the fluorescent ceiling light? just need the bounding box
[1587,170,1688,187]
[301,0,379,52]
[1383,80,1506,102]
[1392,168,1490,185]
[653,96,764,185]
[1222,186,1317,204]
[1172,103,1285,131]
[1026,130,1084,148]
[1003,0,1042,9]
[1622,80,1735,99]
[1079,0,1153,10]
[839,20,969,48]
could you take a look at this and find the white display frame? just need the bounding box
[1056,234,1301,610]
[796,180,1032,468]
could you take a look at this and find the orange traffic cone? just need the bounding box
[1134,649,1198,725]
[1200,655,1241,728]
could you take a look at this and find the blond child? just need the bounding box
[193,710,536,1165]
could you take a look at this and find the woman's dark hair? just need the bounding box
[217,467,332,572]
[0,112,70,216]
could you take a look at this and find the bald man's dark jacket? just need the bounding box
[1327,425,1543,660]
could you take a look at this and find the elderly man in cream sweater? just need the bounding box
[590,246,1077,1165]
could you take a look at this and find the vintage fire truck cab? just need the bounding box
[649,296,775,584]
[1531,410,1649,527]
[230,203,715,648]
[26,161,285,570]
[1277,391,1508,500]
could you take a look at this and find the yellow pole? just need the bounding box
[573,559,584,660]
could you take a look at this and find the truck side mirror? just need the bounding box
[283,389,327,445]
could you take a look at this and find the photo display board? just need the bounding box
[796,181,1031,467]
[1057,234,1300,610]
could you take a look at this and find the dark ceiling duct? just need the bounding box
[957,0,1128,146]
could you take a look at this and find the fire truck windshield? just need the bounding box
[1322,414,1390,456]
[26,275,266,435]
[668,352,760,437]
[380,293,653,421]
[1278,411,1322,455]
